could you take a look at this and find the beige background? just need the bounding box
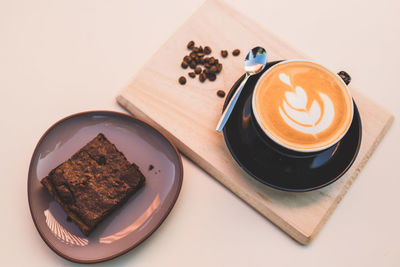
[0,0,399,266]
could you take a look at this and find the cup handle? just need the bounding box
[338,71,351,85]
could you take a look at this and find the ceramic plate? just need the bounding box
[222,62,362,192]
[28,111,183,263]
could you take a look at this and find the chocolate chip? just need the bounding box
[187,40,195,49]
[232,49,240,56]
[217,90,225,98]
[181,61,188,69]
[204,46,212,54]
[210,65,217,73]
[195,66,202,74]
[179,76,186,85]
[199,73,206,82]
[221,50,228,58]
[188,72,196,78]
[207,73,216,81]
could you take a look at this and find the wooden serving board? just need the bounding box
[117,0,394,244]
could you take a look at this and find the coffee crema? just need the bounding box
[253,60,353,152]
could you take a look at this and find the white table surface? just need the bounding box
[1,0,399,266]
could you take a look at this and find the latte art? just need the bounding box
[253,61,353,152]
[278,73,334,135]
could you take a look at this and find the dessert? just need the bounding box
[41,133,145,236]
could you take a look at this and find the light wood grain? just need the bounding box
[116,0,394,244]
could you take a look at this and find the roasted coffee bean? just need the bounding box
[190,52,196,58]
[190,61,197,69]
[183,55,191,62]
[179,76,186,85]
[232,49,240,56]
[187,40,195,49]
[203,57,209,63]
[204,46,212,54]
[208,57,215,65]
[221,50,228,58]
[210,65,217,73]
[217,90,226,98]
[199,73,206,82]
[192,46,199,53]
[199,46,203,52]
[188,72,196,78]
[216,63,223,72]
[214,59,219,65]
[207,73,216,81]
[181,61,188,69]
[195,66,202,74]
[197,52,205,57]
[204,63,211,69]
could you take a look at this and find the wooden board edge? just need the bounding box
[306,114,395,244]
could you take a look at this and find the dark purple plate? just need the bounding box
[28,111,183,263]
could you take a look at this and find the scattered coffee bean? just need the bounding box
[217,63,223,72]
[221,50,228,58]
[199,73,206,82]
[207,72,216,81]
[217,90,226,98]
[181,61,188,69]
[187,40,195,49]
[148,164,154,171]
[179,41,225,83]
[232,49,240,56]
[204,46,212,54]
[179,76,186,85]
[195,66,202,74]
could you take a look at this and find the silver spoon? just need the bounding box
[216,46,268,132]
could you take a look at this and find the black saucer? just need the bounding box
[222,61,362,192]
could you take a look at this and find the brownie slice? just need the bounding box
[41,133,145,236]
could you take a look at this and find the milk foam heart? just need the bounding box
[253,60,353,152]
[277,73,335,135]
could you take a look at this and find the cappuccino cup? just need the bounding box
[251,60,353,152]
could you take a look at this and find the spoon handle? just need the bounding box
[216,73,251,132]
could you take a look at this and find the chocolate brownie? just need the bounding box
[41,133,145,236]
